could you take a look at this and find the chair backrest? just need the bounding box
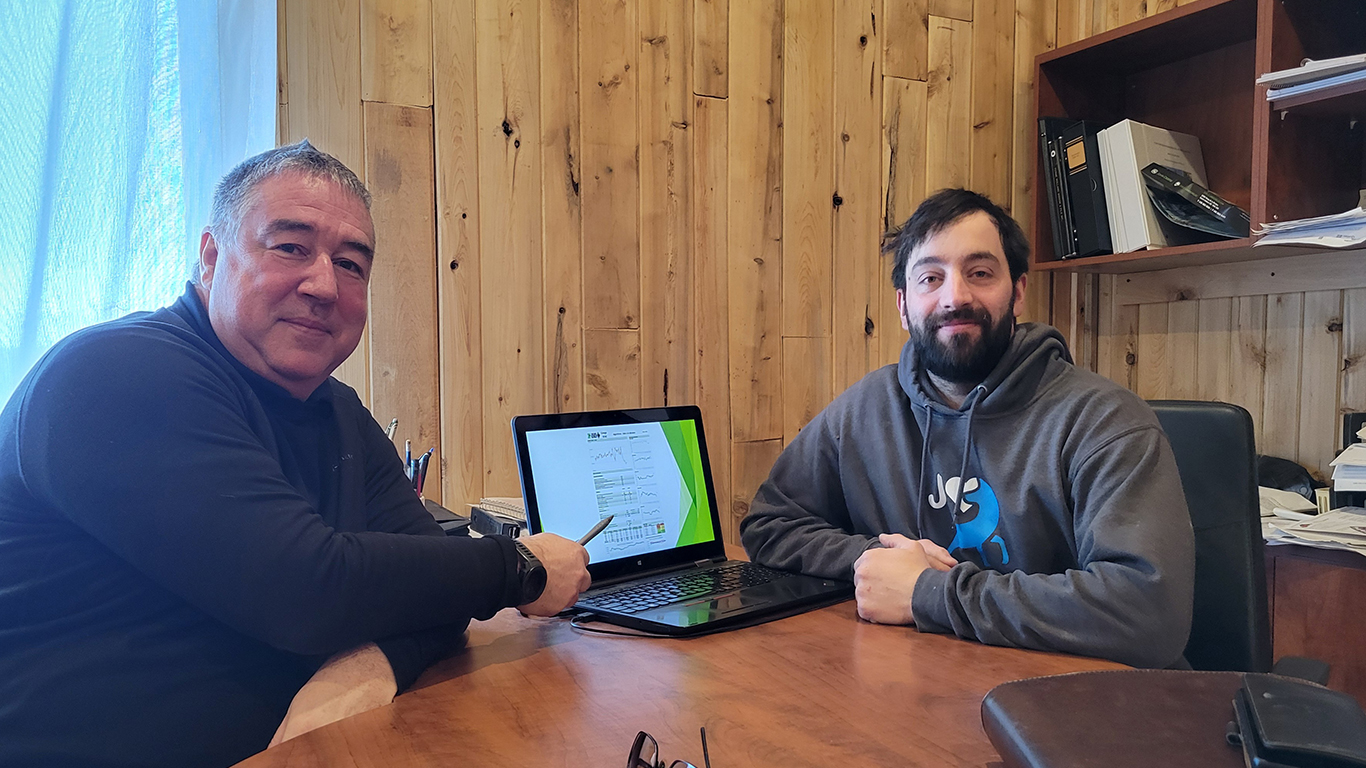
[1149,400,1272,673]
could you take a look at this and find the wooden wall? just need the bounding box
[277,0,1360,545]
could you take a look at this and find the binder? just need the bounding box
[1059,120,1113,258]
[1038,117,1078,259]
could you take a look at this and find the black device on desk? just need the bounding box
[512,405,851,636]
[1230,674,1366,768]
[423,499,470,536]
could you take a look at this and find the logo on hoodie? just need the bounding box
[927,474,1010,566]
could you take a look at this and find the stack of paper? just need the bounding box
[475,496,526,520]
[1253,207,1366,248]
[1259,486,1318,518]
[1265,508,1366,557]
[1258,53,1366,103]
[1331,443,1366,492]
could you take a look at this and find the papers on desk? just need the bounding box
[1253,207,1366,248]
[1330,443,1366,492]
[1265,507,1366,558]
[1259,486,1318,518]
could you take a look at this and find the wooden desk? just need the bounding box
[239,601,1123,767]
[1266,543,1366,704]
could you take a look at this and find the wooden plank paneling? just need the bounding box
[880,76,927,368]
[1097,0,1143,32]
[833,0,881,391]
[1012,0,1054,221]
[968,0,1013,207]
[1166,299,1199,398]
[540,0,584,415]
[1262,293,1304,464]
[1116,250,1366,306]
[1136,302,1169,399]
[476,0,542,496]
[1114,302,1139,390]
[584,329,642,409]
[731,439,784,546]
[433,0,482,506]
[782,0,834,339]
[883,0,928,81]
[284,0,366,400]
[1344,289,1366,419]
[727,0,783,442]
[365,103,439,500]
[581,0,641,331]
[1298,291,1343,478]
[1096,275,1116,381]
[925,16,972,193]
[640,0,694,407]
[694,0,728,98]
[929,0,973,21]
[1056,0,1092,47]
[361,0,432,107]
[693,95,731,546]
[1230,295,1268,449]
[783,337,832,446]
[1195,298,1233,402]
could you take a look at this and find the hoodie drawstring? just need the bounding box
[913,404,933,538]
[953,384,989,518]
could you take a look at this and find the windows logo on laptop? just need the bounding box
[512,405,851,636]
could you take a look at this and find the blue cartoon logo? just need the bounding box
[927,474,1009,566]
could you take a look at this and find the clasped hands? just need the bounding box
[853,534,957,625]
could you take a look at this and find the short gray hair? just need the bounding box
[207,139,371,248]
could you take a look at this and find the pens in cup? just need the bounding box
[577,514,615,546]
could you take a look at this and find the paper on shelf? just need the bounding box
[1256,53,1366,89]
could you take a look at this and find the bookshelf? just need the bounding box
[1032,0,1366,274]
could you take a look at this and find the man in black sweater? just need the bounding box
[0,141,590,767]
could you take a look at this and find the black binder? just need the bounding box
[1059,120,1112,258]
[1038,117,1078,260]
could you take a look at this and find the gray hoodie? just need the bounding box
[740,322,1195,668]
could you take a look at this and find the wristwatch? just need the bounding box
[512,539,548,606]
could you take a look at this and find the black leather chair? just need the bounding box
[1149,400,1273,673]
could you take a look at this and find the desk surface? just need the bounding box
[239,601,1123,767]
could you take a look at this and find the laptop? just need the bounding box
[512,405,852,636]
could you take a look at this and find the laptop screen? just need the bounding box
[513,406,725,580]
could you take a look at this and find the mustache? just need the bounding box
[926,306,992,331]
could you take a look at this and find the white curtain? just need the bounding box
[0,0,276,402]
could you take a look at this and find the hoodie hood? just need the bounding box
[897,321,1073,417]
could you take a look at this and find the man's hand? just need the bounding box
[515,533,591,617]
[270,643,397,747]
[879,533,958,571]
[853,537,939,625]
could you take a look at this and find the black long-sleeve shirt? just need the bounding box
[0,284,518,767]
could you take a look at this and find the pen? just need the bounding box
[415,449,434,495]
[386,418,398,440]
[577,514,614,546]
[404,440,412,480]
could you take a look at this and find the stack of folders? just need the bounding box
[469,496,526,538]
[1095,119,1214,253]
[1331,443,1366,494]
[1258,52,1366,107]
[1038,117,1112,259]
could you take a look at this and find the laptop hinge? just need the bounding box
[696,556,724,568]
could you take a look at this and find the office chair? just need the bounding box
[1149,400,1328,681]
[1149,400,1273,673]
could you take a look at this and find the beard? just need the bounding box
[907,298,1016,385]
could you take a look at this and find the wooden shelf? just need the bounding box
[1032,0,1365,276]
[1031,237,1327,274]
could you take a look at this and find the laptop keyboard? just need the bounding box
[580,562,793,614]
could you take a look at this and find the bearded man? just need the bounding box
[740,188,1195,668]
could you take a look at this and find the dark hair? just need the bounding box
[883,188,1030,289]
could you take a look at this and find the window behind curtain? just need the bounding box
[0,0,276,403]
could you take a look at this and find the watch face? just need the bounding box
[515,540,548,604]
